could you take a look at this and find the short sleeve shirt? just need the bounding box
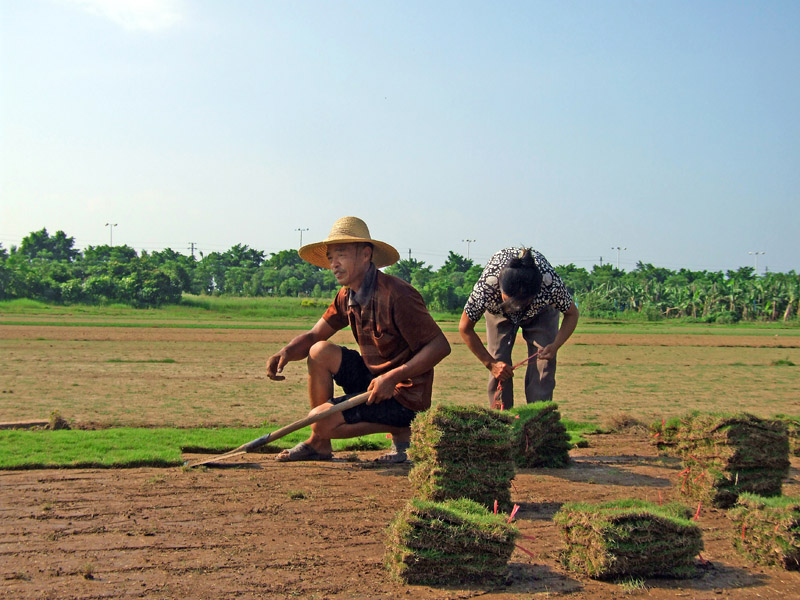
[463,248,573,324]
[321,267,444,412]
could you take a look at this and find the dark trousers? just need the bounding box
[485,306,559,410]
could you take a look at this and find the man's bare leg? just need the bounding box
[276,341,341,460]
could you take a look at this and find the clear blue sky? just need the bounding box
[2,0,798,273]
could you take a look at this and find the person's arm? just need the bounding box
[458,310,514,382]
[266,317,337,380]
[537,301,579,361]
[366,332,451,404]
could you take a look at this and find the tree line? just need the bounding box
[0,228,797,322]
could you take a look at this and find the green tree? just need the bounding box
[439,251,473,274]
[18,228,80,262]
[385,258,427,283]
[555,264,592,295]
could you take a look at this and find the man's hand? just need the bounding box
[489,360,514,382]
[366,374,396,404]
[266,351,288,381]
[265,318,338,382]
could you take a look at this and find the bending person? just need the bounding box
[459,248,578,409]
[266,216,451,463]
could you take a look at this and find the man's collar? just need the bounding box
[348,263,377,307]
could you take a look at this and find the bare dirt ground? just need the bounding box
[3,434,799,600]
[2,322,800,598]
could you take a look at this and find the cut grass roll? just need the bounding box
[653,411,790,508]
[385,497,519,585]
[729,493,800,570]
[408,405,515,511]
[509,402,572,468]
[554,499,704,580]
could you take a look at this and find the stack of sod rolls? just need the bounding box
[554,499,703,579]
[728,493,800,570]
[675,413,789,508]
[408,405,515,511]
[509,401,572,468]
[385,498,519,585]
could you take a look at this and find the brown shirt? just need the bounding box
[321,266,443,412]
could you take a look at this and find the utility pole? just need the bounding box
[105,223,118,246]
[748,251,765,274]
[295,228,309,247]
[408,249,412,261]
[612,246,627,270]
[462,239,476,259]
[188,242,197,259]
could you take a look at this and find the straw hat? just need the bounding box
[298,216,400,269]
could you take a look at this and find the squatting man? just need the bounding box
[266,216,451,463]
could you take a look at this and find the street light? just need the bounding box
[462,239,476,259]
[612,246,627,270]
[105,223,118,246]
[748,251,765,274]
[295,228,309,247]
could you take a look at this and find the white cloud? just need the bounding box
[61,0,185,32]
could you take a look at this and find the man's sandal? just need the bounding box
[373,442,410,464]
[275,442,333,462]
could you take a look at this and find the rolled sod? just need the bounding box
[653,412,789,508]
[729,493,800,570]
[408,405,515,511]
[385,497,519,585]
[509,402,572,468]
[553,499,704,580]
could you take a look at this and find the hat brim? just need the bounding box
[299,237,400,269]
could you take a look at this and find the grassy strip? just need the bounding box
[563,418,599,447]
[0,427,389,469]
[3,298,797,334]
[5,318,799,338]
[0,418,598,469]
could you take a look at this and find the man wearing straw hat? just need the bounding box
[266,216,451,463]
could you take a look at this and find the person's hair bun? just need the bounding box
[508,248,536,270]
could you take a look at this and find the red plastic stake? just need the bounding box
[688,454,706,467]
[507,504,520,523]
[515,544,537,559]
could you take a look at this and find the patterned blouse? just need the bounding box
[464,248,573,324]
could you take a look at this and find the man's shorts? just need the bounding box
[330,346,416,428]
